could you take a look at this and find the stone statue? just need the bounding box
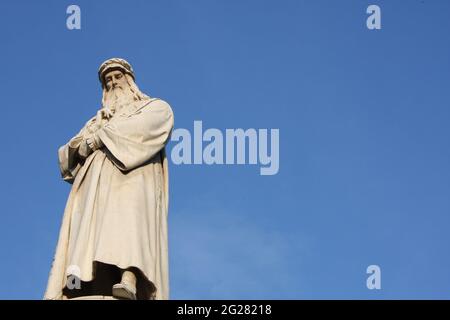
[44,58,174,300]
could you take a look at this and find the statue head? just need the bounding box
[98,58,149,111]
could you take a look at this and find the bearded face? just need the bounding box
[102,70,136,112]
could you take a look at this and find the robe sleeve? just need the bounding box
[57,115,98,183]
[95,99,174,171]
[58,134,85,184]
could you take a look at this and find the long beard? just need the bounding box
[103,86,135,113]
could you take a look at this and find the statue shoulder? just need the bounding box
[147,98,173,114]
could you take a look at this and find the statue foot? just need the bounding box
[112,282,137,300]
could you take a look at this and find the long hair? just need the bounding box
[101,73,149,110]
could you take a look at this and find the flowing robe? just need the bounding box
[44,98,174,300]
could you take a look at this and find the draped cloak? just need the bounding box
[44,98,174,300]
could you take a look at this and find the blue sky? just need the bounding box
[0,0,449,299]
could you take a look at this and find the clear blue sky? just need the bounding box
[0,0,449,299]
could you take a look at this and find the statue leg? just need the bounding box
[112,269,137,300]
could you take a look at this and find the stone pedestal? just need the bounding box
[65,295,118,300]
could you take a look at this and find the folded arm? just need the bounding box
[95,99,174,171]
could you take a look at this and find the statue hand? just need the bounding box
[78,138,92,158]
[86,133,104,152]
[86,137,96,151]
[98,107,114,120]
